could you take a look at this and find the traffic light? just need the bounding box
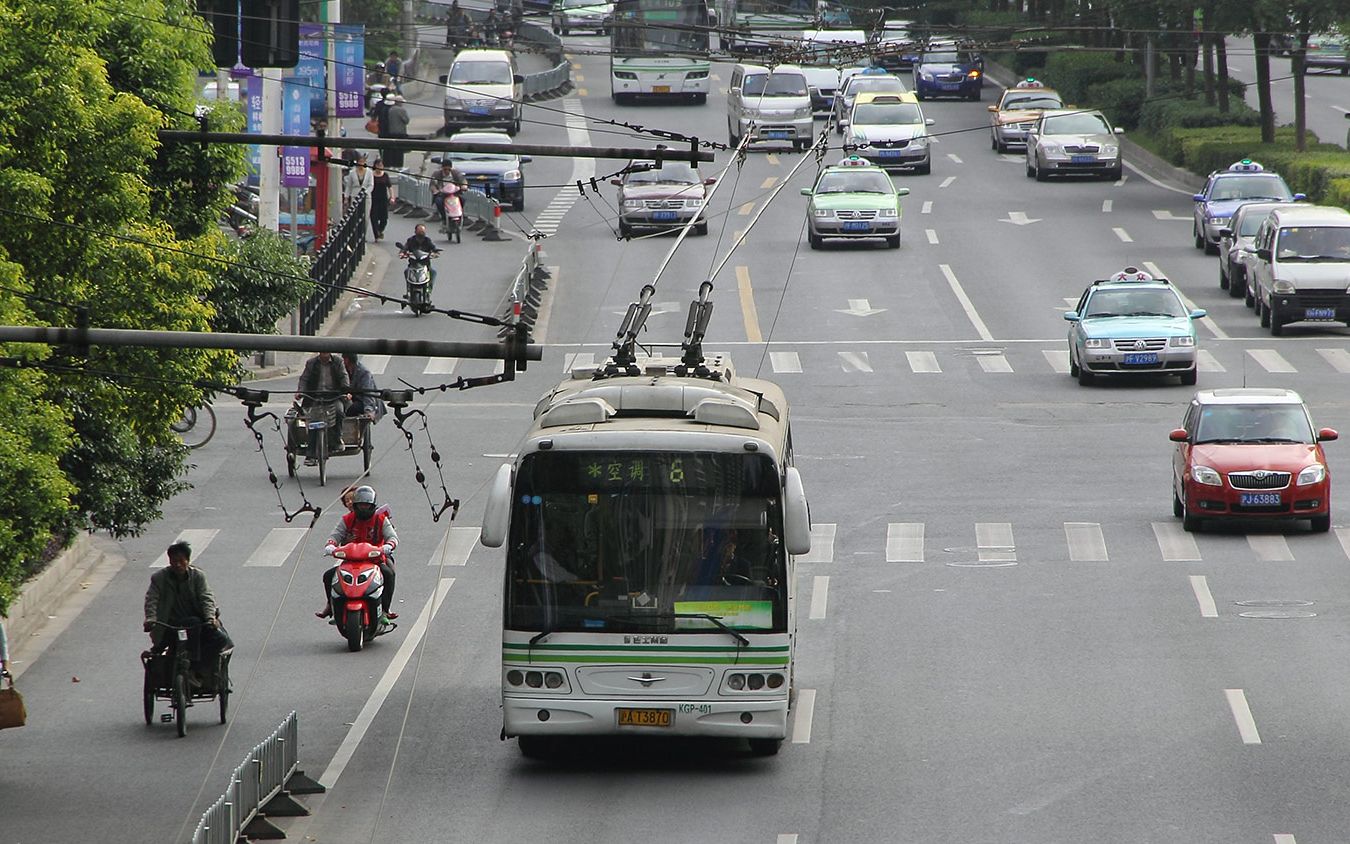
[241,0,300,69]
[197,0,239,68]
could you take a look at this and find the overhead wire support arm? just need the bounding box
[676,281,715,379]
[156,131,716,163]
[597,284,656,379]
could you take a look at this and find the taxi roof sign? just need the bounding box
[1095,266,1171,285]
[838,155,873,167]
[1015,78,1044,88]
[1228,159,1264,172]
[861,65,890,75]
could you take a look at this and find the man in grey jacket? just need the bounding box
[144,541,232,655]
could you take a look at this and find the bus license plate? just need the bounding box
[617,708,672,728]
[1123,352,1158,365]
[652,85,670,93]
[842,222,872,232]
[1241,493,1281,506]
[652,210,678,221]
[1305,307,1336,320]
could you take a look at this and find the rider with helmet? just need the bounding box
[318,485,399,620]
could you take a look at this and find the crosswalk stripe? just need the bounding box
[162,529,220,567]
[244,527,309,567]
[423,357,459,375]
[564,352,595,372]
[1042,349,1070,374]
[770,351,802,373]
[1065,522,1107,561]
[976,353,1013,373]
[798,523,836,563]
[1247,348,1296,373]
[1196,350,1225,372]
[808,575,829,619]
[839,351,872,373]
[1152,521,1201,561]
[1317,348,1350,373]
[885,523,923,562]
[1247,534,1294,561]
[906,351,941,373]
[1337,528,1350,559]
[976,522,1015,562]
[362,355,391,376]
[430,526,479,566]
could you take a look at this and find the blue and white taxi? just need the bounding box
[1064,267,1207,386]
[1192,160,1303,254]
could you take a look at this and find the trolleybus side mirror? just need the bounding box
[783,467,812,556]
[480,464,514,548]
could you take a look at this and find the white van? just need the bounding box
[799,29,869,114]
[1249,205,1350,335]
[441,49,523,136]
[727,63,814,151]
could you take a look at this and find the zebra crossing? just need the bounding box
[166,523,480,570]
[531,98,593,238]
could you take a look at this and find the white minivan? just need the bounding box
[727,64,814,152]
[1249,205,1350,335]
[441,49,523,136]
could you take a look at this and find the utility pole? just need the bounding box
[325,0,343,236]
[259,66,283,231]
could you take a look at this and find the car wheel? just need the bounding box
[1204,240,1219,256]
[1194,223,1205,250]
[885,233,900,249]
[1259,298,1271,327]
[1244,285,1256,309]
[1182,509,1201,532]
[692,93,707,105]
[1173,487,1184,518]
[1034,158,1048,182]
[1270,311,1284,336]
[1025,157,1035,178]
[1229,274,1246,299]
[694,221,709,236]
[1219,267,1229,290]
[618,220,631,238]
[561,25,569,35]
[808,232,822,250]
[1068,349,1080,377]
[1076,365,1093,386]
[1180,367,1197,386]
[1311,514,1331,533]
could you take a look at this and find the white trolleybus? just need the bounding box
[481,288,812,757]
[610,0,714,103]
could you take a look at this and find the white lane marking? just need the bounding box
[886,523,924,562]
[1197,350,1225,372]
[939,176,956,188]
[761,176,778,189]
[1273,836,1297,844]
[947,153,963,164]
[770,351,802,373]
[1337,527,1350,559]
[1125,160,1193,195]
[430,526,479,566]
[1248,348,1296,373]
[423,357,459,375]
[1065,522,1107,561]
[799,524,836,563]
[925,228,939,244]
[976,522,1015,562]
[1113,226,1133,243]
[165,529,219,567]
[1153,522,1201,561]
[977,353,1013,373]
[777,836,800,844]
[921,200,932,214]
[906,350,941,373]
[362,354,391,375]
[244,527,308,567]
[1152,210,1191,221]
[1042,349,1070,374]
[1189,575,1218,618]
[1114,175,1127,187]
[320,578,456,788]
[1101,199,1113,213]
[1334,106,1349,116]
[765,154,780,166]
[809,575,829,619]
[791,688,816,743]
[839,351,873,373]
[939,264,995,342]
[1317,348,1350,373]
[563,352,595,372]
[1225,688,1262,745]
[1144,261,1229,340]
[1248,534,1294,562]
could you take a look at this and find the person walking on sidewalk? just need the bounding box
[343,154,375,238]
[370,159,392,241]
[383,95,410,169]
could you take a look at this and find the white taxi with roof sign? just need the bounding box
[987,78,1065,153]
[848,91,934,174]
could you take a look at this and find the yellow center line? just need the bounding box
[575,74,585,83]
[761,176,778,189]
[577,88,588,97]
[765,154,780,166]
[738,202,755,216]
[736,265,763,343]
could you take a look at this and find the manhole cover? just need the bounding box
[1238,610,1318,619]
[945,560,1018,568]
[1234,600,1314,608]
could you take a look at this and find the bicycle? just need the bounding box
[171,403,217,449]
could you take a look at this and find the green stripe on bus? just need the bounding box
[503,643,788,653]
[503,654,788,665]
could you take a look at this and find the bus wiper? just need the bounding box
[668,613,749,648]
[529,625,557,646]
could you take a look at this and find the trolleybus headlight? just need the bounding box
[727,673,746,690]
[766,673,784,689]
[506,670,524,686]
[526,671,543,688]
[544,671,564,689]
[747,673,765,690]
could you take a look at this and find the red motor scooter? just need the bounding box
[328,541,395,652]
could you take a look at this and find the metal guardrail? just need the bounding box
[300,192,367,336]
[414,3,571,99]
[499,239,548,338]
[392,176,505,242]
[190,711,324,844]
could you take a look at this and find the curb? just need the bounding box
[984,60,1203,194]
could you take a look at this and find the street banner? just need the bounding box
[281,78,310,188]
[245,74,263,180]
[334,24,366,118]
[295,22,327,117]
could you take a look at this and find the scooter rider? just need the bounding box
[401,223,441,286]
[318,486,399,620]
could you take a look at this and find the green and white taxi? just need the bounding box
[1064,267,1207,386]
[800,155,910,249]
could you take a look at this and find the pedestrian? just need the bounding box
[384,94,410,169]
[343,154,375,237]
[384,51,403,94]
[370,158,391,241]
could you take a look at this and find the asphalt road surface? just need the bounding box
[6,34,1350,844]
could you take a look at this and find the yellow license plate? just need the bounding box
[652,85,670,93]
[617,708,672,727]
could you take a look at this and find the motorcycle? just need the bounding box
[326,541,394,652]
[395,244,438,316]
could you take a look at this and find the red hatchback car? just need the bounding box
[1171,388,1337,532]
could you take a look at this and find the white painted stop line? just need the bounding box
[886,523,924,562]
[1064,522,1107,561]
[976,522,1015,562]
[770,351,802,373]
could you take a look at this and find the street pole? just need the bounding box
[259,67,283,231]
[325,0,344,240]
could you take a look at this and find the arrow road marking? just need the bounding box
[999,211,1041,225]
[836,298,887,317]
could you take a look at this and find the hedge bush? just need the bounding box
[1164,127,1350,208]
[1041,51,1136,106]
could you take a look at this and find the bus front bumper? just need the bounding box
[504,695,788,739]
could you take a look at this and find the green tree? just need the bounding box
[207,228,313,336]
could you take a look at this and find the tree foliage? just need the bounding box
[207,228,313,336]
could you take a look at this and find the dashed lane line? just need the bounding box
[925,228,939,244]
[1113,226,1133,242]
[1189,575,1218,618]
[809,576,829,620]
[791,689,816,743]
[1225,688,1262,745]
